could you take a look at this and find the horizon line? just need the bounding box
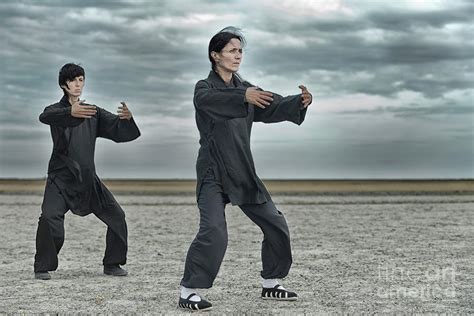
[1,178,473,182]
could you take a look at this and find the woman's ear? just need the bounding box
[211,52,219,62]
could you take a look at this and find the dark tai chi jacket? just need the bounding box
[39,95,141,215]
[194,71,307,205]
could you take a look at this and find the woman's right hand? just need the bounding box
[245,87,273,109]
[71,100,97,118]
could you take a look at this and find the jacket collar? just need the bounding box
[59,94,71,107]
[207,70,242,88]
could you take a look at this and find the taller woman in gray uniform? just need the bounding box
[177,27,313,312]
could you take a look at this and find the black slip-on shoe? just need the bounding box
[177,293,212,312]
[35,271,51,280]
[103,264,128,276]
[261,284,298,301]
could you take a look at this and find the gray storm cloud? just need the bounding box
[0,0,473,179]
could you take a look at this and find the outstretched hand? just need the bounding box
[299,85,313,108]
[245,87,274,109]
[71,99,97,118]
[118,102,132,120]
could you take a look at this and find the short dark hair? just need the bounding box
[58,63,85,94]
[208,26,246,71]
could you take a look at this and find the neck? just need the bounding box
[215,67,233,84]
[67,95,79,105]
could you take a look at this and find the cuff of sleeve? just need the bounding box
[237,87,249,115]
[293,95,307,125]
[64,106,72,116]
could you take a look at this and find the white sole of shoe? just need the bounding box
[177,304,213,312]
[261,297,298,301]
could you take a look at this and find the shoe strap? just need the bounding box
[186,293,198,300]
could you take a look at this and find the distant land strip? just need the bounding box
[1,179,473,195]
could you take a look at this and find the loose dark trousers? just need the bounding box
[180,177,293,288]
[34,179,128,272]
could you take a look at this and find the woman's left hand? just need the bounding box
[118,101,133,120]
[299,85,312,108]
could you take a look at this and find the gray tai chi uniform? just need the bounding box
[34,95,140,273]
[180,70,307,288]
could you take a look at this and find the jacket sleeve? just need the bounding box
[194,80,248,121]
[39,103,84,127]
[96,107,141,143]
[253,92,307,125]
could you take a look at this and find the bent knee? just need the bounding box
[104,205,126,220]
[199,223,228,242]
[39,213,64,224]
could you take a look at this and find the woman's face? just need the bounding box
[214,38,243,73]
[63,75,85,98]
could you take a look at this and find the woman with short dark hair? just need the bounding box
[178,27,313,312]
[34,63,140,280]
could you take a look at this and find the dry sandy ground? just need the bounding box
[1,193,473,314]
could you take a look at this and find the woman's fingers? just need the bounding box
[257,98,270,106]
[299,84,313,108]
[118,111,131,118]
[301,94,312,108]
[257,91,273,99]
[259,94,274,102]
[258,96,272,106]
[76,114,93,118]
[258,90,273,97]
[299,85,311,101]
[81,106,97,111]
[71,101,97,118]
[255,91,273,106]
[118,102,132,119]
[118,105,132,119]
[246,87,274,108]
[254,100,267,108]
[78,111,96,116]
[77,104,97,117]
[81,107,97,114]
[299,84,307,91]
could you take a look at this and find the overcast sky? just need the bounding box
[1,0,473,179]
